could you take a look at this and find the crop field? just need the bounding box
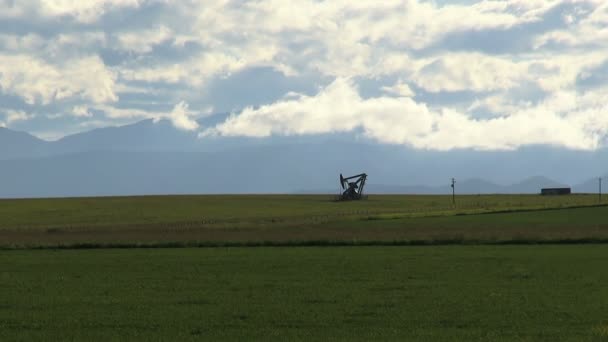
[2,245,608,340]
[0,194,607,248]
[2,194,608,340]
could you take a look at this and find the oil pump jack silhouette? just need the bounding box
[339,173,368,200]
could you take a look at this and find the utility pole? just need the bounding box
[600,177,602,203]
[451,178,456,205]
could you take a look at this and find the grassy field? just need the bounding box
[1,245,608,341]
[0,194,602,229]
[2,195,608,340]
[0,194,606,248]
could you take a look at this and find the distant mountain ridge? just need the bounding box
[0,117,363,158]
[1,118,607,197]
[0,127,47,159]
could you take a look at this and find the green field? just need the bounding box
[2,246,608,340]
[0,194,606,248]
[2,194,608,340]
[1,194,602,229]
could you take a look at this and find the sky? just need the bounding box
[1,0,607,150]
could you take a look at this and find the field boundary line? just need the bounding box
[362,203,608,221]
[3,237,608,250]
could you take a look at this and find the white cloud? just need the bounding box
[117,26,172,53]
[4,109,33,124]
[0,0,149,22]
[375,51,608,95]
[77,119,116,129]
[0,33,46,51]
[382,81,415,97]
[0,32,107,55]
[0,0,607,148]
[95,104,160,120]
[534,2,608,49]
[72,105,93,118]
[467,94,531,117]
[204,78,437,140]
[411,53,528,93]
[120,52,250,86]
[39,0,145,22]
[173,0,558,82]
[206,78,608,151]
[90,101,204,132]
[168,101,199,131]
[0,54,117,105]
[0,0,32,18]
[52,32,108,53]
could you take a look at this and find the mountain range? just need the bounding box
[1,116,607,198]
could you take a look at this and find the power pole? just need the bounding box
[600,177,602,203]
[451,178,456,205]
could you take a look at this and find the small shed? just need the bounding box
[540,188,571,196]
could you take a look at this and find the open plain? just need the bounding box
[2,245,608,340]
[1,194,608,340]
[0,194,606,248]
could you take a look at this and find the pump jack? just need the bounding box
[339,173,367,200]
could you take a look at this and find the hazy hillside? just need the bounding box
[0,127,47,159]
[52,119,198,153]
[574,175,608,193]
[1,119,607,197]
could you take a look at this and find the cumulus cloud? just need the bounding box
[0,0,607,149]
[206,78,608,151]
[86,101,207,131]
[5,110,34,124]
[94,104,160,120]
[534,2,608,49]
[411,53,528,93]
[119,52,251,86]
[72,105,93,118]
[117,25,173,53]
[382,81,415,97]
[467,94,530,117]
[39,0,145,22]
[168,101,199,131]
[0,55,117,105]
